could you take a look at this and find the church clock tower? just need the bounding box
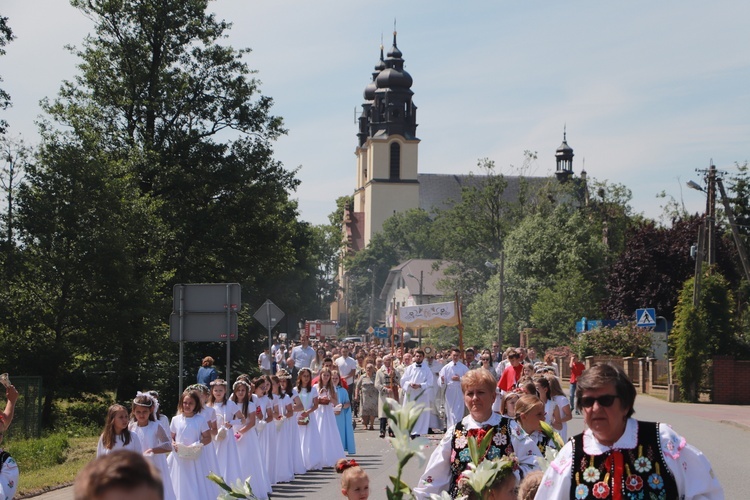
[352,31,420,248]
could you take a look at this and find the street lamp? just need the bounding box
[406,271,424,346]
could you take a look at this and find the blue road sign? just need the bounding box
[373,327,389,339]
[636,308,656,328]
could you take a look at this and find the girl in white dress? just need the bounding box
[230,379,271,499]
[167,390,217,500]
[315,367,346,467]
[147,389,171,437]
[252,376,275,486]
[279,369,306,475]
[269,374,294,483]
[295,367,323,471]
[544,374,572,441]
[129,393,176,500]
[97,404,142,457]
[207,379,244,488]
[532,376,562,433]
[189,384,221,478]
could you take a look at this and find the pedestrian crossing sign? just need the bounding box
[636,308,656,328]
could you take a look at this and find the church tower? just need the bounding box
[351,31,420,248]
[555,126,574,182]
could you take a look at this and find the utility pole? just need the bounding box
[368,268,375,333]
[706,164,717,266]
[497,252,505,348]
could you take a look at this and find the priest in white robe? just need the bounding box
[438,347,469,429]
[400,349,433,437]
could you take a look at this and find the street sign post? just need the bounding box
[373,326,389,339]
[172,283,241,395]
[253,300,285,355]
[636,308,657,328]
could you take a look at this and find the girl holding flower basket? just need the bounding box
[295,367,324,470]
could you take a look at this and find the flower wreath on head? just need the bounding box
[133,391,156,407]
[232,380,251,392]
[186,383,210,394]
[210,378,227,387]
[335,459,360,473]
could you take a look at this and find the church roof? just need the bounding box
[417,173,553,214]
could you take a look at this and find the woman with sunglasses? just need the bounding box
[535,363,723,499]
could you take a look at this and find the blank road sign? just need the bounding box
[169,312,238,342]
[173,283,241,313]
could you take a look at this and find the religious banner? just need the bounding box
[397,301,459,328]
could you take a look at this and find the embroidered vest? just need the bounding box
[570,421,679,500]
[448,419,513,498]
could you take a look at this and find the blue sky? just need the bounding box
[3,1,749,225]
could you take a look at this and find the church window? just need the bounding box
[390,142,400,179]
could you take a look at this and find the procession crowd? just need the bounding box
[77,332,725,500]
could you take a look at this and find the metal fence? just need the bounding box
[652,359,670,387]
[7,376,43,439]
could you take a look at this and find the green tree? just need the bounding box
[0,14,13,133]
[672,270,735,402]
[4,0,306,422]
[501,206,607,340]
[531,269,601,350]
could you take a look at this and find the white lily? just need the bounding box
[385,397,425,433]
[461,459,504,494]
[387,421,430,467]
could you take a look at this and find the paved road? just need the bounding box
[26,395,750,498]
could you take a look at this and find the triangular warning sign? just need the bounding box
[637,309,655,326]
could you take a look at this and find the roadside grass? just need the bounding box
[10,432,98,497]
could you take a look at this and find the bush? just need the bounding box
[6,432,70,471]
[52,395,114,431]
[572,322,654,358]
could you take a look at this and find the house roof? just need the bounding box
[379,258,452,300]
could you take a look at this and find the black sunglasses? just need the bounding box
[580,394,619,408]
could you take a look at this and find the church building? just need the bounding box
[334,32,584,326]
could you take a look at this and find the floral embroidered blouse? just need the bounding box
[534,418,724,499]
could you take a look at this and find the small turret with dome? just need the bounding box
[555,126,574,182]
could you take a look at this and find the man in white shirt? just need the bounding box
[258,348,271,375]
[438,347,469,429]
[400,349,433,437]
[335,346,358,387]
[290,334,315,382]
[335,345,358,411]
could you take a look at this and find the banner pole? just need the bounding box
[456,292,465,363]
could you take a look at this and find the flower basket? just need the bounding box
[255,420,267,433]
[297,415,310,426]
[216,426,227,442]
[318,397,331,405]
[176,443,203,460]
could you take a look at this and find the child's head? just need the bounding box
[251,377,267,396]
[484,471,517,500]
[516,470,543,500]
[296,367,313,391]
[336,458,369,500]
[177,390,202,416]
[186,383,210,404]
[131,394,156,424]
[102,404,132,450]
[74,450,163,500]
[209,379,228,404]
